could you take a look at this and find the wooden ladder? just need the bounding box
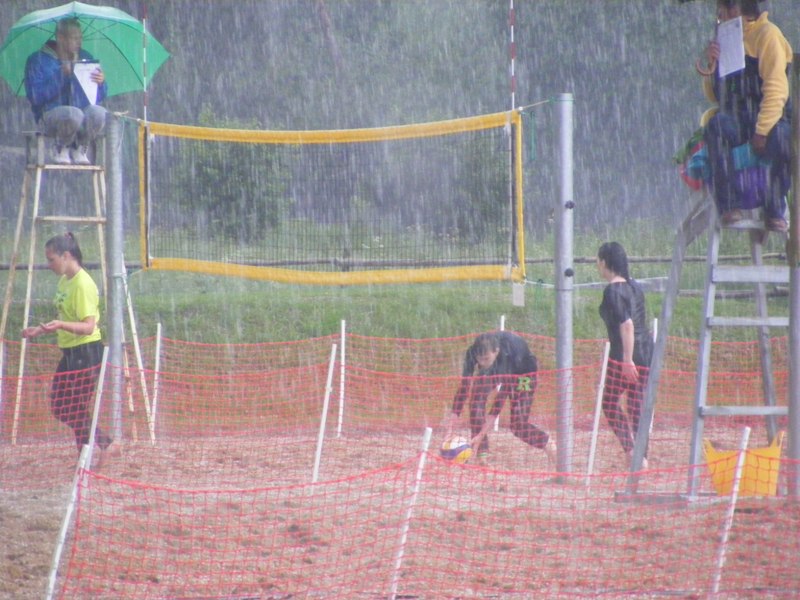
[0,132,107,444]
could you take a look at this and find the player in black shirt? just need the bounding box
[597,242,653,467]
[444,331,556,465]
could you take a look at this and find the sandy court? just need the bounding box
[4,422,793,599]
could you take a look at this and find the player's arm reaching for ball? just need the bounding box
[443,341,481,436]
[467,380,506,451]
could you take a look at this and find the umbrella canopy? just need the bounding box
[0,1,169,97]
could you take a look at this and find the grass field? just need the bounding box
[0,217,791,346]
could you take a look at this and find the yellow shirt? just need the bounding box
[54,268,101,348]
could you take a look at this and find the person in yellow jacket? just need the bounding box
[701,0,792,232]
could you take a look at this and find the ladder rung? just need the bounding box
[700,406,788,417]
[36,216,106,224]
[29,164,103,172]
[708,316,789,328]
[724,218,767,231]
[712,265,789,284]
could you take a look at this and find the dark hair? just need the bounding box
[598,241,630,281]
[717,0,762,17]
[473,332,500,355]
[45,232,83,265]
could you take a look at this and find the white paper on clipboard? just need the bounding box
[717,17,745,78]
[73,61,100,105]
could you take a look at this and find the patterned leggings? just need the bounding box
[602,361,649,455]
[50,341,111,450]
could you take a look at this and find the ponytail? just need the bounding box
[45,232,83,266]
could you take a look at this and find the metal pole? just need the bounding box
[554,92,574,473]
[787,55,800,499]
[106,114,125,442]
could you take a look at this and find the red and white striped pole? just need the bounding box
[141,1,148,125]
[509,0,516,111]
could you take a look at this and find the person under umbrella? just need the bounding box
[24,17,107,165]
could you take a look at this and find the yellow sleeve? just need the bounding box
[755,26,791,136]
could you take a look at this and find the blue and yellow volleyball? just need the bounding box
[440,435,473,464]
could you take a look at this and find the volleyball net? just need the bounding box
[139,111,525,285]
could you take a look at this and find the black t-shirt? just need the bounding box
[461,331,537,378]
[451,331,537,416]
[599,280,653,366]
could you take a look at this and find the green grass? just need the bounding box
[0,219,790,344]
[0,268,760,345]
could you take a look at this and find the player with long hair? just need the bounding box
[22,232,113,457]
[597,241,653,467]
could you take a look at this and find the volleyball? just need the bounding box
[440,435,473,464]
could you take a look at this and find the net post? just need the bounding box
[389,427,432,599]
[45,445,91,600]
[586,341,611,486]
[337,319,346,438]
[787,53,800,499]
[554,92,575,473]
[312,343,338,483]
[710,426,751,595]
[150,321,163,444]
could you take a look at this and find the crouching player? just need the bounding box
[444,331,556,465]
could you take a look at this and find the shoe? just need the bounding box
[91,439,120,471]
[51,145,72,165]
[765,217,788,233]
[474,452,489,466]
[544,438,557,466]
[720,209,743,226]
[98,433,113,450]
[90,447,106,471]
[70,145,91,165]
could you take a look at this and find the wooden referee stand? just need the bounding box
[0,130,152,446]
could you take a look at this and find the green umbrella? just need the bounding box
[0,1,170,97]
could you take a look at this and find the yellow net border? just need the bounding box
[138,111,525,285]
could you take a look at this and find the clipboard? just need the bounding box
[717,17,745,78]
[73,60,100,105]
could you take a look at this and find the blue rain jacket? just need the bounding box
[24,41,108,122]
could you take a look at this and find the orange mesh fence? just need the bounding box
[345,332,607,374]
[153,334,339,374]
[0,334,790,490]
[0,333,795,598]
[54,455,800,599]
[664,335,789,372]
